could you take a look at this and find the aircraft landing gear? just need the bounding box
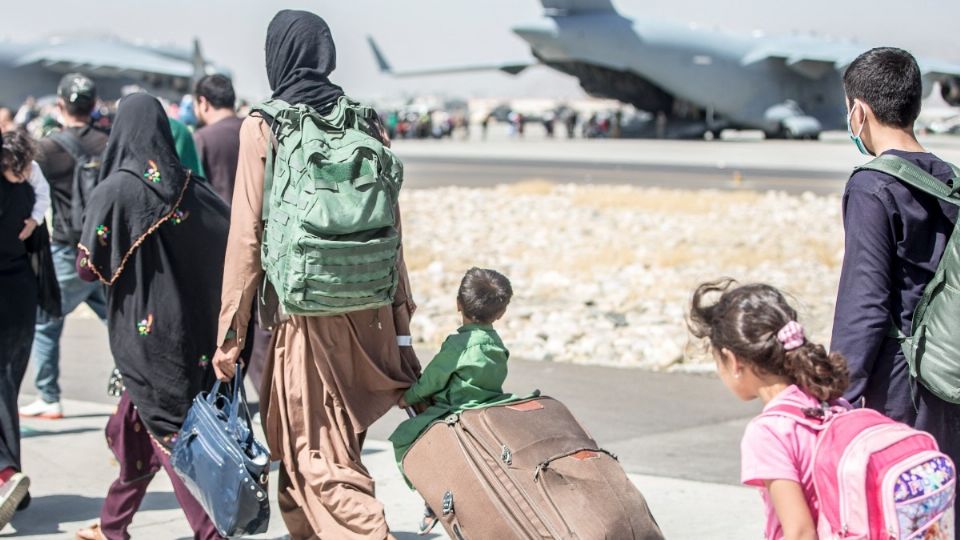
[703,129,723,141]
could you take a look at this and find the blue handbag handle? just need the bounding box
[205,365,250,435]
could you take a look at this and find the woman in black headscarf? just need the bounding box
[264,9,344,115]
[211,10,421,539]
[74,93,228,540]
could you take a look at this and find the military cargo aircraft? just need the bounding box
[0,35,220,106]
[369,0,960,139]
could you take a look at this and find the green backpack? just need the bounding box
[252,96,402,316]
[857,154,960,403]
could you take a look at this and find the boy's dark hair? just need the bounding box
[843,47,922,129]
[457,267,513,324]
[64,97,96,118]
[687,279,849,401]
[194,74,236,110]
[1,129,36,174]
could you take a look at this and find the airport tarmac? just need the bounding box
[394,131,960,194]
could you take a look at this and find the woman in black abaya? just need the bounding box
[75,93,229,540]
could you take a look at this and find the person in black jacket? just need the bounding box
[831,47,960,530]
[0,129,39,527]
[21,73,110,420]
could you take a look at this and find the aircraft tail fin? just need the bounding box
[542,0,617,14]
[366,36,392,73]
[191,38,206,82]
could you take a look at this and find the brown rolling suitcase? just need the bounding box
[402,396,664,540]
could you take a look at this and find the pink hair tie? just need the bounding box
[777,321,805,351]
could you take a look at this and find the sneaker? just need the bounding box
[18,399,63,420]
[16,492,29,511]
[0,472,30,529]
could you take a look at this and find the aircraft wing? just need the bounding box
[741,41,860,79]
[542,0,616,13]
[917,58,960,79]
[367,36,534,78]
[15,39,195,78]
[743,40,960,81]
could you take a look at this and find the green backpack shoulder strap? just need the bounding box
[856,154,960,208]
[249,99,290,224]
[262,133,276,223]
[250,99,291,121]
[858,155,960,347]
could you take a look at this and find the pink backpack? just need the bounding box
[763,403,956,539]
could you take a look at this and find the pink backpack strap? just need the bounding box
[761,403,831,431]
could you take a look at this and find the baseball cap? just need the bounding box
[57,73,97,105]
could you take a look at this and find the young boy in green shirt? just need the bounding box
[390,267,528,532]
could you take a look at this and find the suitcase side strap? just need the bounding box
[532,447,615,537]
[533,447,617,480]
[533,447,618,539]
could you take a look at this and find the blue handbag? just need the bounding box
[170,367,271,536]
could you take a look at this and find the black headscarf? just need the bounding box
[79,92,230,447]
[266,10,345,114]
[81,93,188,282]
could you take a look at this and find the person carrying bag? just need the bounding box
[171,366,271,536]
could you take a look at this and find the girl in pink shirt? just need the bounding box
[687,280,850,540]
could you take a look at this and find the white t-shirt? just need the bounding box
[25,161,50,223]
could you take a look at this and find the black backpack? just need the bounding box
[50,130,102,242]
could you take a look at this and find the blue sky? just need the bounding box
[4,0,959,101]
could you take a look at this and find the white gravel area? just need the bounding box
[401,182,844,370]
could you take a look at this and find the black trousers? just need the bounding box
[0,263,37,471]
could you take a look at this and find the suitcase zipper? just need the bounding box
[472,411,604,539]
[501,445,513,465]
[534,474,576,539]
[454,422,551,539]
[533,448,616,539]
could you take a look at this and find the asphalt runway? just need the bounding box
[393,131,960,195]
[401,155,847,195]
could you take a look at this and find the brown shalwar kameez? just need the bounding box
[217,116,420,539]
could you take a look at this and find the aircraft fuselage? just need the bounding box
[512,12,849,132]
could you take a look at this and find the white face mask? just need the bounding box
[846,101,872,156]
